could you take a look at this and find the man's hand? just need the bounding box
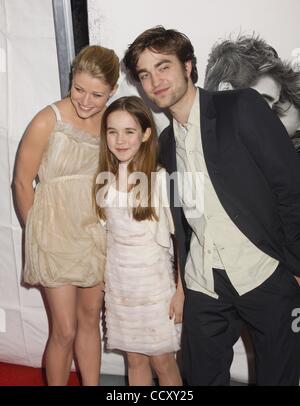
[295,276,300,286]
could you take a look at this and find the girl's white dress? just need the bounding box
[101,169,181,356]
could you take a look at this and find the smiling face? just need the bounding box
[136,48,191,110]
[106,109,150,164]
[70,71,114,119]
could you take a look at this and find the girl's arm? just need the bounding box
[13,107,54,226]
[169,248,185,323]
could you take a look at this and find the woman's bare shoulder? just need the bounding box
[23,103,60,143]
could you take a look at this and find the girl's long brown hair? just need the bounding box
[94,96,159,221]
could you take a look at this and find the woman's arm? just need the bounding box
[13,107,55,226]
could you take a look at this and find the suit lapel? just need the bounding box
[164,124,177,174]
[162,124,182,219]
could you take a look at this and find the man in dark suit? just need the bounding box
[124,26,300,386]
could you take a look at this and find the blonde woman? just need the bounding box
[14,45,119,385]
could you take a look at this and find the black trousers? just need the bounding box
[182,264,300,386]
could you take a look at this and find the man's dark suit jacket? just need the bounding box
[159,87,300,282]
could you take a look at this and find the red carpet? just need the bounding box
[0,362,81,386]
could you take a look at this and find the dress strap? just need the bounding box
[49,103,62,122]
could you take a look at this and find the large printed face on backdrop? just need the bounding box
[136,48,191,109]
[276,101,300,136]
[251,75,300,136]
[250,75,281,109]
[70,71,113,119]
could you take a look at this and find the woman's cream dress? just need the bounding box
[24,104,106,287]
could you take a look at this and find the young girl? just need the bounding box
[14,45,119,385]
[95,96,184,386]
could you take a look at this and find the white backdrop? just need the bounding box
[0,0,60,366]
[0,0,299,383]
